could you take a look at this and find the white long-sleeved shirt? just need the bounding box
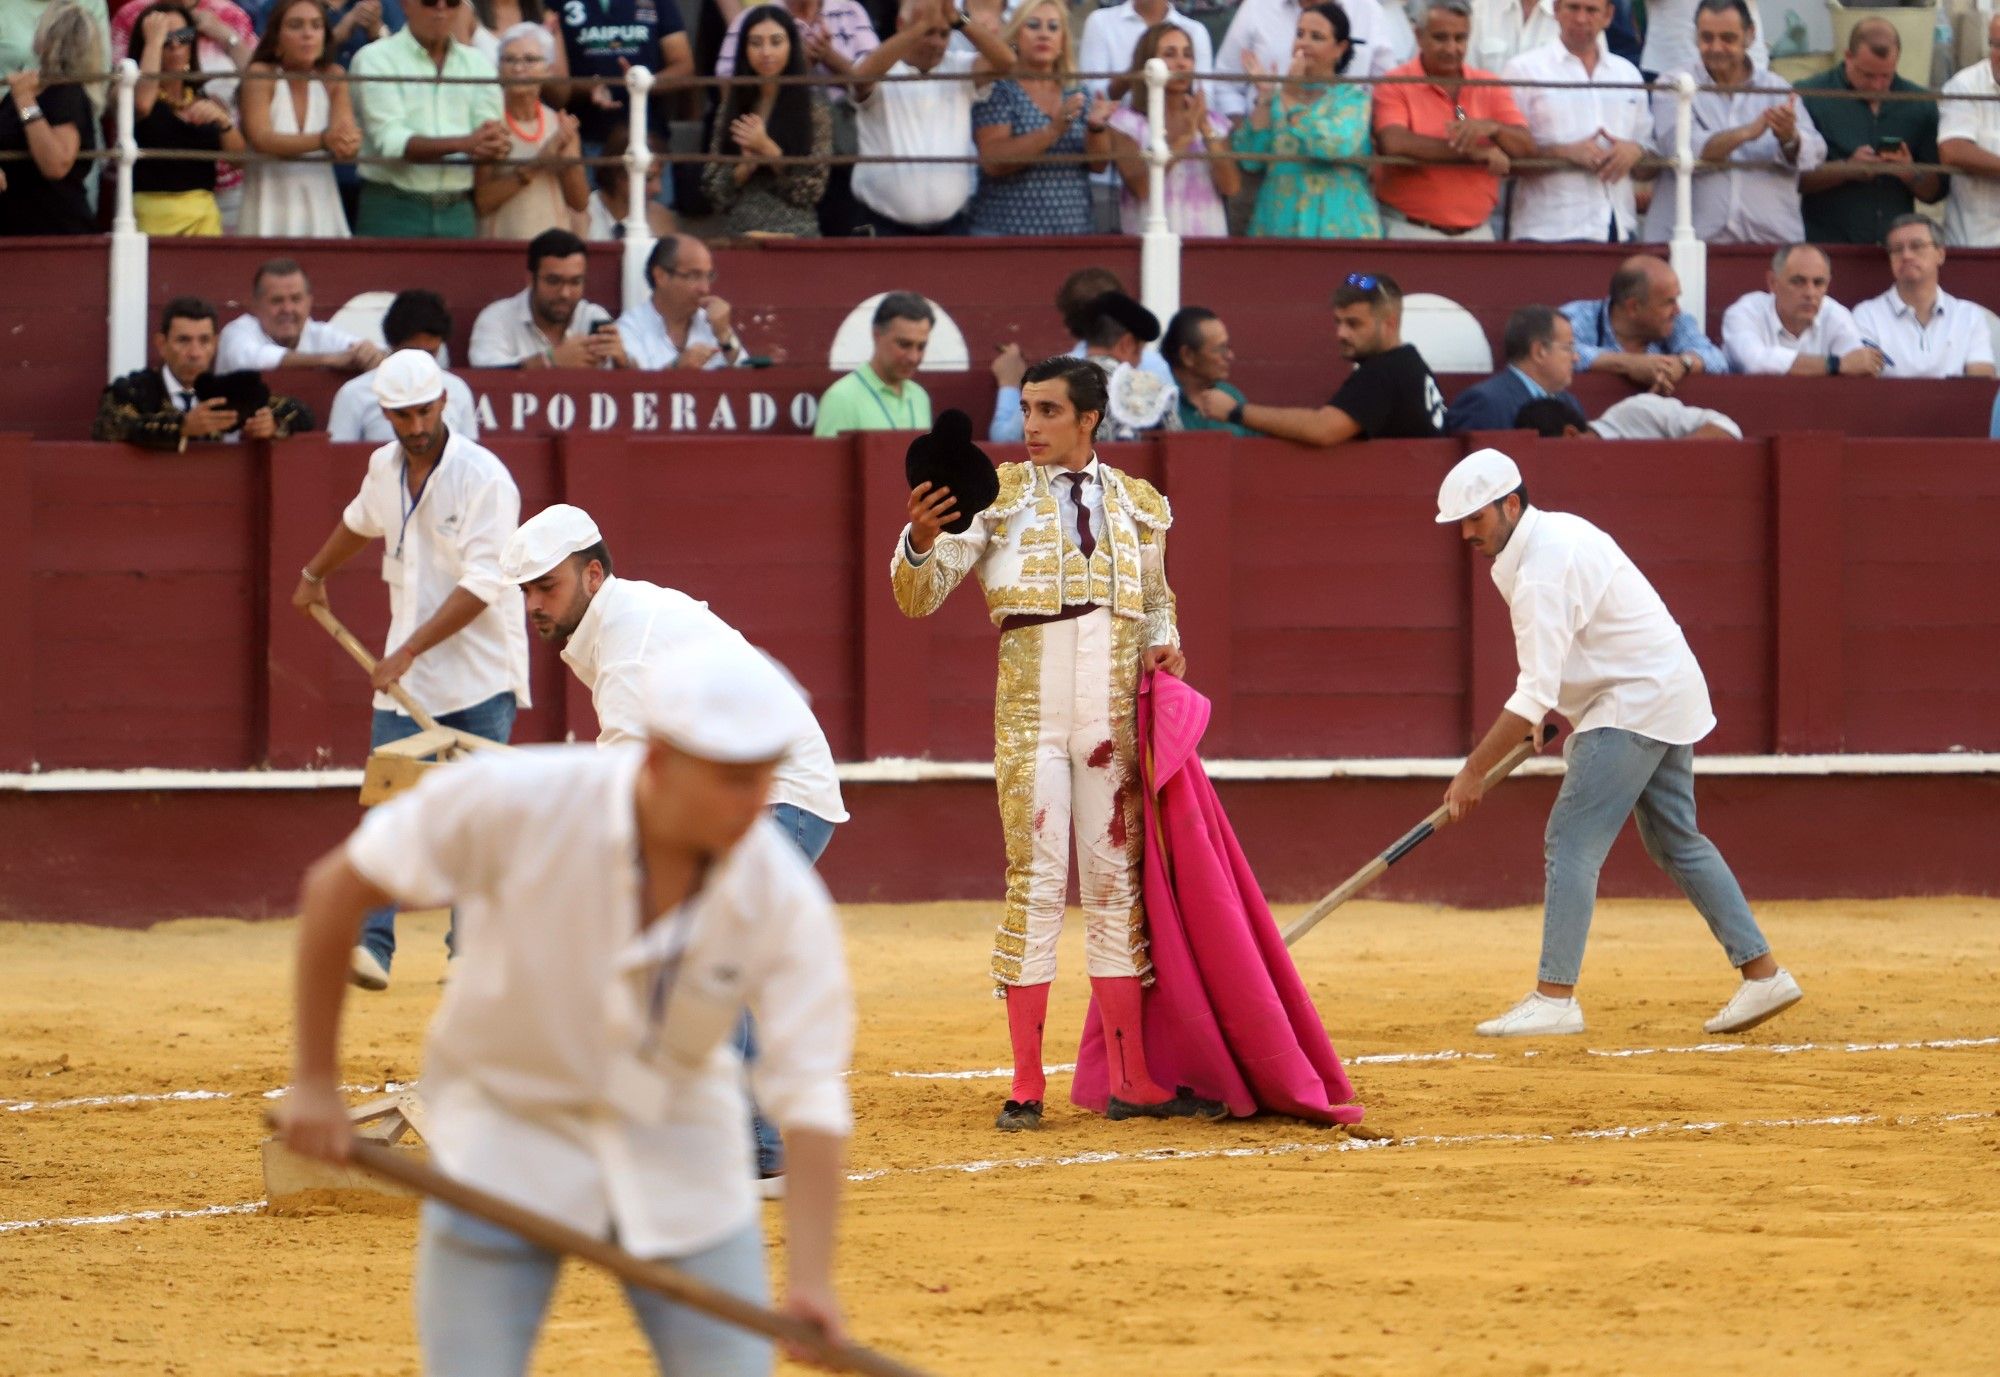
[1720,290,1864,375]
[1939,60,2000,248]
[1640,65,1822,245]
[562,576,848,825]
[1213,0,1399,119]
[1850,286,1998,380]
[1489,505,1715,744]
[340,431,531,715]
[1503,41,1649,242]
[468,287,618,368]
[345,744,853,1258]
[1468,0,1560,76]
[215,314,361,374]
[615,297,748,372]
[328,367,481,444]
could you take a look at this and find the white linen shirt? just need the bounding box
[1214,0,1398,118]
[1720,290,1864,374]
[561,576,849,825]
[1503,42,1649,242]
[340,431,531,715]
[328,367,481,443]
[1468,0,1560,75]
[1938,60,2000,248]
[345,744,853,1258]
[1489,505,1715,744]
[215,314,361,374]
[852,50,984,227]
[1641,66,1823,245]
[615,297,745,371]
[1850,286,1998,379]
[468,287,619,368]
[1587,392,1741,439]
[1078,2,1213,99]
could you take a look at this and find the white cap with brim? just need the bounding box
[1435,448,1524,524]
[372,348,446,409]
[501,503,604,583]
[641,637,805,764]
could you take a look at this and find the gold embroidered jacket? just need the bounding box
[92,371,315,454]
[890,459,1178,648]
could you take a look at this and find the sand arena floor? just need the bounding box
[2,897,1998,1376]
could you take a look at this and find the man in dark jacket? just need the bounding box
[93,297,314,452]
[1446,303,1583,433]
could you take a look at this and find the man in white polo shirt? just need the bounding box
[848,0,1015,236]
[280,638,854,1377]
[292,350,530,992]
[1722,243,1880,377]
[1851,214,1999,380]
[1436,448,1802,1039]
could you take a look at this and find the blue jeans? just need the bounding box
[415,1202,769,1377]
[1540,728,1771,986]
[738,803,838,1175]
[360,692,519,970]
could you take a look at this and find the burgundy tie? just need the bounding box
[1062,471,1096,558]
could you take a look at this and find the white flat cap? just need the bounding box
[641,637,804,764]
[1435,448,1524,524]
[501,504,604,583]
[372,348,446,409]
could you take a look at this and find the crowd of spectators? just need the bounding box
[10,0,2000,248]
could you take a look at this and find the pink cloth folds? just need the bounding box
[1072,672,1364,1124]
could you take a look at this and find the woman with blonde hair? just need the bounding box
[0,1,102,235]
[1103,21,1236,237]
[968,0,1108,236]
[237,0,357,236]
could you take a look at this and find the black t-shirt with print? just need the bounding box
[1329,343,1446,439]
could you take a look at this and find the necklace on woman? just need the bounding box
[504,103,545,143]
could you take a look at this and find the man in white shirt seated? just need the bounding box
[1503,0,1649,242]
[278,637,854,1377]
[616,235,750,372]
[328,290,481,443]
[1850,214,1999,380]
[467,229,626,370]
[848,0,1014,236]
[216,258,387,376]
[1514,391,1742,439]
[1721,243,1881,377]
[1938,15,2000,249]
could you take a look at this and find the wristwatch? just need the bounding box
[19,103,44,125]
[949,5,968,29]
[1226,399,1246,426]
[1824,352,1838,376]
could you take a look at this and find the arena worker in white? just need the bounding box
[279,637,855,1377]
[1436,448,1802,1039]
[292,349,530,993]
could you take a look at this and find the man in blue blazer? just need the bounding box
[1445,305,1584,434]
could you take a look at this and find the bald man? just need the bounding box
[1559,256,1729,395]
[615,234,749,371]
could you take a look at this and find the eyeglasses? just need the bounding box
[670,268,720,284]
[500,52,547,65]
[165,26,197,45]
[416,0,464,8]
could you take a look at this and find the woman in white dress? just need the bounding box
[237,0,356,237]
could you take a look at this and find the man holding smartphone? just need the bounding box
[1796,19,1942,245]
[469,229,629,370]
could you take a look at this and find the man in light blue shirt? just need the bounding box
[1560,255,1728,395]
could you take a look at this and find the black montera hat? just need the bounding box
[1088,290,1161,343]
[904,409,1000,535]
[195,370,271,425]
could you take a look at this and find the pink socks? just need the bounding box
[1005,982,1051,1104]
[1092,975,1171,1105]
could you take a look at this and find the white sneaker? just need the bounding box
[1476,991,1585,1037]
[349,946,390,992]
[1704,969,1803,1035]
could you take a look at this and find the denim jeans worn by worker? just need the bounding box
[1539,727,1771,987]
[416,1201,771,1377]
[358,691,519,971]
[739,802,839,1177]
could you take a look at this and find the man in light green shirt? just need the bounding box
[0,0,107,84]
[349,0,506,237]
[813,292,935,437]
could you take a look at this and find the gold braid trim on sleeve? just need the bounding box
[890,528,976,619]
[1142,526,1179,650]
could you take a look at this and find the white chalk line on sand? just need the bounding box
[1,1080,414,1116]
[886,1034,2000,1082]
[9,1108,1992,1236]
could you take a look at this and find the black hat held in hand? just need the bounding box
[195,371,272,430]
[904,409,999,535]
[1088,290,1160,344]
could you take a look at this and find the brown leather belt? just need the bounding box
[999,602,1102,633]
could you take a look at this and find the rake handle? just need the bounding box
[308,603,442,733]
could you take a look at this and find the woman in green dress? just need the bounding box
[1231,1,1379,240]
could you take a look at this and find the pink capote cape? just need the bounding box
[1072,672,1365,1124]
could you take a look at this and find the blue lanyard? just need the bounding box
[865,374,916,430]
[393,450,440,561]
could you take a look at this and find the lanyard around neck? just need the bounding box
[395,449,440,561]
[865,372,916,430]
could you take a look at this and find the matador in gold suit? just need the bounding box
[890,359,1225,1131]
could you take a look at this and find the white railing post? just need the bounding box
[1138,57,1181,329]
[1667,70,1705,324]
[106,57,148,380]
[620,64,658,318]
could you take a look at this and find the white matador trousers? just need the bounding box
[990,605,1151,991]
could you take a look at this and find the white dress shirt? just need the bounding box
[1641,66,1822,245]
[1638,0,1767,82]
[345,744,853,1258]
[340,430,531,715]
[215,314,361,374]
[468,287,618,368]
[1850,286,1998,380]
[853,50,984,228]
[161,367,199,414]
[1938,60,2000,248]
[1214,0,1399,118]
[1587,392,1741,439]
[1720,290,1864,375]
[615,297,745,371]
[1077,2,1213,99]
[562,576,849,825]
[1490,505,1715,744]
[328,367,481,443]
[1468,0,1560,75]
[1503,41,1649,242]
